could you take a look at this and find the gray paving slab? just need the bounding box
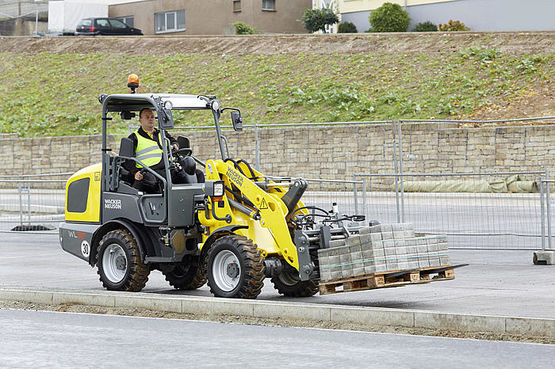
[1,308,554,369]
[0,232,554,319]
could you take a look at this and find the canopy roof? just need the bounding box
[101,93,214,113]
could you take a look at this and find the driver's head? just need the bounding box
[139,108,156,133]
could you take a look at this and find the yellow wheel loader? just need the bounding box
[60,80,368,299]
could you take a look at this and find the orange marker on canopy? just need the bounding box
[127,74,139,93]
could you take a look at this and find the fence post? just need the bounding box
[18,181,23,227]
[353,174,359,216]
[397,119,405,222]
[546,171,552,250]
[392,121,401,223]
[539,176,546,251]
[255,122,260,171]
[362,177,367,219]
[26,178,31,225]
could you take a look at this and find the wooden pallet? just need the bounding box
[318,265,462,295]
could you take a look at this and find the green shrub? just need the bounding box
[369,2,410,32]
[338,22,358,33]
[232,22,255,35]
[438,20,470,31]
[413,21,437,32]
[302,8,339,33]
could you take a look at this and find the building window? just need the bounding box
[115,16,134,28]
[233,0,241,12]
[262,0,275,11]
[155,9,186,33]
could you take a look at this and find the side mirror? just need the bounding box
[177,136,190,149]
[158,108,174,130]
[120,111,136,120]
[231,110,243,131]
[119,137,134,157]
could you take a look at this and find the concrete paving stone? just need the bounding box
[351,251,363,262]
[352,266,365,277]
[414,312,506,333]
[381,231,393,240]
[340,253,352,263]
[319,255,329,265]
[53,292,115,307]
[346,235,361,247]
[505,317,555,338]
[393,231,406,239]
[115,295,181,313]
[329,239,346,248]
[329,255,340,264]
[331,307,414,328]
[253,302,331,321]
[385,247,397,256]
[357,226,371,234]
[364,265,376,274]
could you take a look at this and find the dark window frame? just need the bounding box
[262,0,276,11]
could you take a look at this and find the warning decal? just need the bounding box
[259,198,269,209]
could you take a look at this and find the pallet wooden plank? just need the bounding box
[318,266,456,295]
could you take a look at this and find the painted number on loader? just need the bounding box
[81,241,90,258]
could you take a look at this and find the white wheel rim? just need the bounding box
[212,250,241,292]
[102,243,128,283]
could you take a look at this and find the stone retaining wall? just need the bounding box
[0,124,553,182]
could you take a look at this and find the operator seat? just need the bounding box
[179,156,205,184]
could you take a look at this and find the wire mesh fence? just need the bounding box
[354,171,550,250]
[0,173,67,232]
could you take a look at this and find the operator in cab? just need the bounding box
[126,107,187,192]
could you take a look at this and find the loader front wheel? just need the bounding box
[97,229,149,292]
[163,256,207,290]
[207,235,264,299]
[271,266,318,297]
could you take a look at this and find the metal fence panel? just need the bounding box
[355,172,550,250]
[0,174,67,232]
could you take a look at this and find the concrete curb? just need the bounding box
[1,287,553,338]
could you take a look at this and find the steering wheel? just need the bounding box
[173,147,192,157]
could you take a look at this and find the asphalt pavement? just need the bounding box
[0,232,553,319]
[1,308,553,369]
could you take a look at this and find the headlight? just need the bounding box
[213,181,224,197]
[164,100,173,110]
[205,180,225,198]
[211,100,220,112]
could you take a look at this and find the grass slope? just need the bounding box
[0,45,552,137]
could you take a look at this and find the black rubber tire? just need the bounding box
[97,229,149,292]
[163,257,207,290]
[207,234,265,299]
[271,266,319,297]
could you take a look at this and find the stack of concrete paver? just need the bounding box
[318,223,450,282]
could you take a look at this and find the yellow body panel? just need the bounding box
[65,163,102,223]
[200,160,306,271]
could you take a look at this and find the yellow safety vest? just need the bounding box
[135,130,164,168]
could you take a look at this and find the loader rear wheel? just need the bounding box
[97,229,149,292]
[207,234,265,299]
[271,266,318,297]
[163,257,207,290]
